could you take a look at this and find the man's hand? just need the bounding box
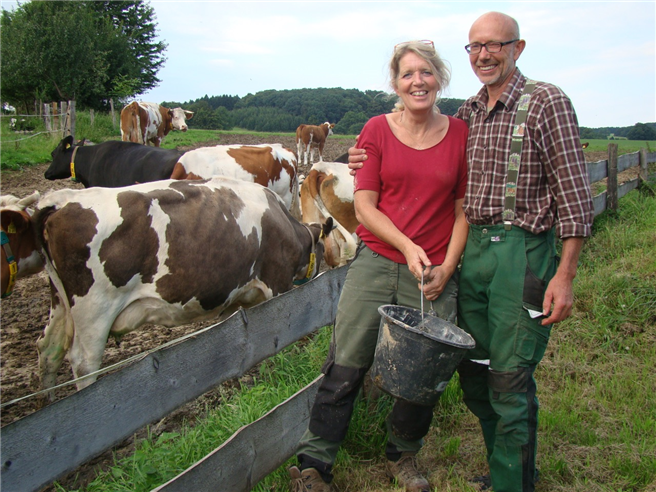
[347,141,367,175]
[541,272,573,325]
[541,237,584,325]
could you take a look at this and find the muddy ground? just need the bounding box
[0,133,355,491]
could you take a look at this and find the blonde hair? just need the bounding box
[389,41,451,112]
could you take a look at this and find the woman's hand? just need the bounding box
[400,241,432,281]
[421,265,452,301]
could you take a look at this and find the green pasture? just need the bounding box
[582,138,655,156]
[2,111,654,171]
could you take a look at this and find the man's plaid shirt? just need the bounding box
[455,69,593,238]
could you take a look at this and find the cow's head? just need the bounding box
[169,108,194,132]
[322,122,335,137]
[45,135,79,181]
[294,217,333,285]
[1,192,41,298]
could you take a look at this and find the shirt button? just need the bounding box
[482,228,488,234]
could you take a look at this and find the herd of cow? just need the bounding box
[1,102,356,402]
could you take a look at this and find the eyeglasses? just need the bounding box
[464,39,519,55]
[394,39,435,51]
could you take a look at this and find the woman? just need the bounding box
[290,40,469,492]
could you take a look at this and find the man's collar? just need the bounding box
[471,68,526,113]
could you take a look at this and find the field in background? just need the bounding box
[1,111,654,170]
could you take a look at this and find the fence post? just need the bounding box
[110,98,116,129]
[60,101,68,132]
[607,143,618,210]
[639,149,648,183]
[64,100,76,140]
[52,102,58,130]
[90,109,95,127]
[43,103,52,132]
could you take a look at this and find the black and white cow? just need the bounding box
[8,178,331,398]
[45,136,183,188]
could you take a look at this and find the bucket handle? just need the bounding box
[420,270,437,322]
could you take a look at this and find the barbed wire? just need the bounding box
[1,129,64,143]
[0,113,66,118]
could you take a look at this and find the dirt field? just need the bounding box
[0,133,355,490]
[0,133,614,490]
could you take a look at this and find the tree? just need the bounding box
[334,111,368,135]
[627,123,656,141]
[0,1,166,111]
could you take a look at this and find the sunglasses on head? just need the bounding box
[394,39,435,51]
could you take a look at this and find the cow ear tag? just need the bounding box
[7,221,16,234]
[306,253,316,279]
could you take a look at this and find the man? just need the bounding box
[348,11,594,492]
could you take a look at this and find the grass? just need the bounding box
[582,138,656,155]
[2,111,653,170]
[49,186,656,491]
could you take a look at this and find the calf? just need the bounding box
[170,143,301,219]
[45,136,183,187]
[28,177,331,397]
[120,101,193,147]
[296,122,335,165]
[301,161,359,267]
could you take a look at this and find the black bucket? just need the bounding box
[370,304,475,406]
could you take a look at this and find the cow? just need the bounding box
[300,161,359,267]
[18,177,331,398]
[120,101,194,147]
[1,192,43,298]
[45,136,184,188]
[170,143,301,219]
[296,122,335,166]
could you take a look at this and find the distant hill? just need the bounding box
[163,87,465,134]
[163,88,655,139]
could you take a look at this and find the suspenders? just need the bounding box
[502,79,537,230]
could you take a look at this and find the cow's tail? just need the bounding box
[135,106,144,145]
[32,206,75,349]
[290,172,301,221]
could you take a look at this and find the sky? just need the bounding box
[2,1,655,128]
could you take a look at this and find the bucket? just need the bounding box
[370,304,475,406]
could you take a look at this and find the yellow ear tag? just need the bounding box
[306,253,316,279]
[7,222,16,234]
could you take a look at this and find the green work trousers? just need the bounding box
[457,225,557,492]
[296,243,458,474]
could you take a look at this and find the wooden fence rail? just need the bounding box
[0,146,654,492]
[0,267,347,492]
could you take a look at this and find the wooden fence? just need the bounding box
[2,100,76,141]
[1,147,654,492]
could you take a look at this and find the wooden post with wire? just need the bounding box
[607,143,618,210]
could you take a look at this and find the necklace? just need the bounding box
[400,110,434,150]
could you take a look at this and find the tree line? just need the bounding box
[162,89,465,135]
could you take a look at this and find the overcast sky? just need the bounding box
[2,1,655,128]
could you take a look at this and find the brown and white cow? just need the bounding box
[300,161,359,267]
[296,122,335,166]
[170,144,301,219]
[7,178,331,398]
[1,192,43,298]
[120,101,194,147]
